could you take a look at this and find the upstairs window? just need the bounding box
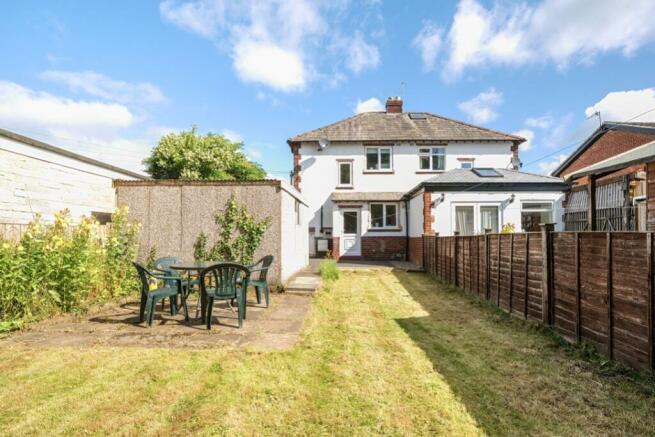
[366,147,392,171]
[419,147,445,171]
[370,203,398,229]
[337,161,353,187]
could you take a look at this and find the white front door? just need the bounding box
[340,209,361,257]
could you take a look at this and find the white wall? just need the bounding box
[300,140,514,245]
[0,136,138,224]
[280,185,309,282]
[426,191,564,236]
[408,191,425,237]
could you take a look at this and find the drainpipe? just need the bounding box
[404,199,409,261]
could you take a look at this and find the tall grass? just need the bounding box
[0,207,139,330]
[319,254,339,282]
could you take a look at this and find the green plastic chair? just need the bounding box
[133,262,188,327]
[200,263,250,330]
[154,256,184,309]
[248,255,274,307]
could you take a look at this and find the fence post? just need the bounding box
[433,233,439,277]
[540,223,555,325]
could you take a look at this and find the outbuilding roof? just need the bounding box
[406,168,568,196]
[288,112,524,144]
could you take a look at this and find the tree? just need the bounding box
[143,127,266,180]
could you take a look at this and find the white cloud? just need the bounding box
[442,0,655,80]
[525,115,554,129]
[457,87,503,124]
[0,81,134,135]
[160,0,381,91]
[246,147,263,160]
[345,32,380,74]
[160,0,225,38]
[538,153,568,175]
[412,21,443,71]
[220,129,243,143]
[585,87,655,122]
[0,80,164,174]
[40,70,165,104]
[233,41,306,92]
[354,97,384,114]
[513,129,534,151]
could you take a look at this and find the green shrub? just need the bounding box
[0,207,140,328]
[319,258,339,282]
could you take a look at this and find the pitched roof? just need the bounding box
[0,127,146,179]
[406,168,568,196]
[551,122,655,177]
[564,139,655,181]
[288,112,524,144]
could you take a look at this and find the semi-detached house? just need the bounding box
[288,97,567,265]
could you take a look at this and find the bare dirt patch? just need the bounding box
[3,293,311,351]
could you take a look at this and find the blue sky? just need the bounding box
[1,0,655,177]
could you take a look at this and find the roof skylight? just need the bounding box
[472,168,503,178]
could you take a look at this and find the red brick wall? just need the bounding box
[361,236,406,260]
[422,191,433,235]
[563,130,655,176]
[291,144,301,190]
[409,237,423,266]
[331,237,340,260]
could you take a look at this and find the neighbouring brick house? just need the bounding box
[288,97,567,262]
[552,122,655,231]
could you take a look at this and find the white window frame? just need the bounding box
[365,147,393,171]
[520,201,554,231]
[450,202,502,235]
[337,161,353,187]
[369,202,399,229]
[419,146,446,171]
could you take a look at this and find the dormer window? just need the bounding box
[419,147,445,171]
[366,147,392,171]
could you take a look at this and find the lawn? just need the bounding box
[1,269,654,435]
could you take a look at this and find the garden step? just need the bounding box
[284,275,321,294]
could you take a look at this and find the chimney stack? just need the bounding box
[386,96,403,113]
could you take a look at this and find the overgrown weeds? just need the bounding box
[0,207,139,329]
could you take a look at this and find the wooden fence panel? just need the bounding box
[611,233,650,369]
[527,233,544,321]
[578,233,611,354]
[552,233,578,341]
[421,229,655,372]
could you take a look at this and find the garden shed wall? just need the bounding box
[114,180,307,286]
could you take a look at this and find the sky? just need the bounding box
[1,0,655,178]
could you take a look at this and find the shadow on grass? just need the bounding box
[391,269,655,436]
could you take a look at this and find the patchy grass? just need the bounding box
[0,270,654,435]
[318,258,339,282]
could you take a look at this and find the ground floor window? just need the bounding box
[370,203,398,229]
[521,202,553,231]
[453,203,500,235]
[455,206,474,235]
